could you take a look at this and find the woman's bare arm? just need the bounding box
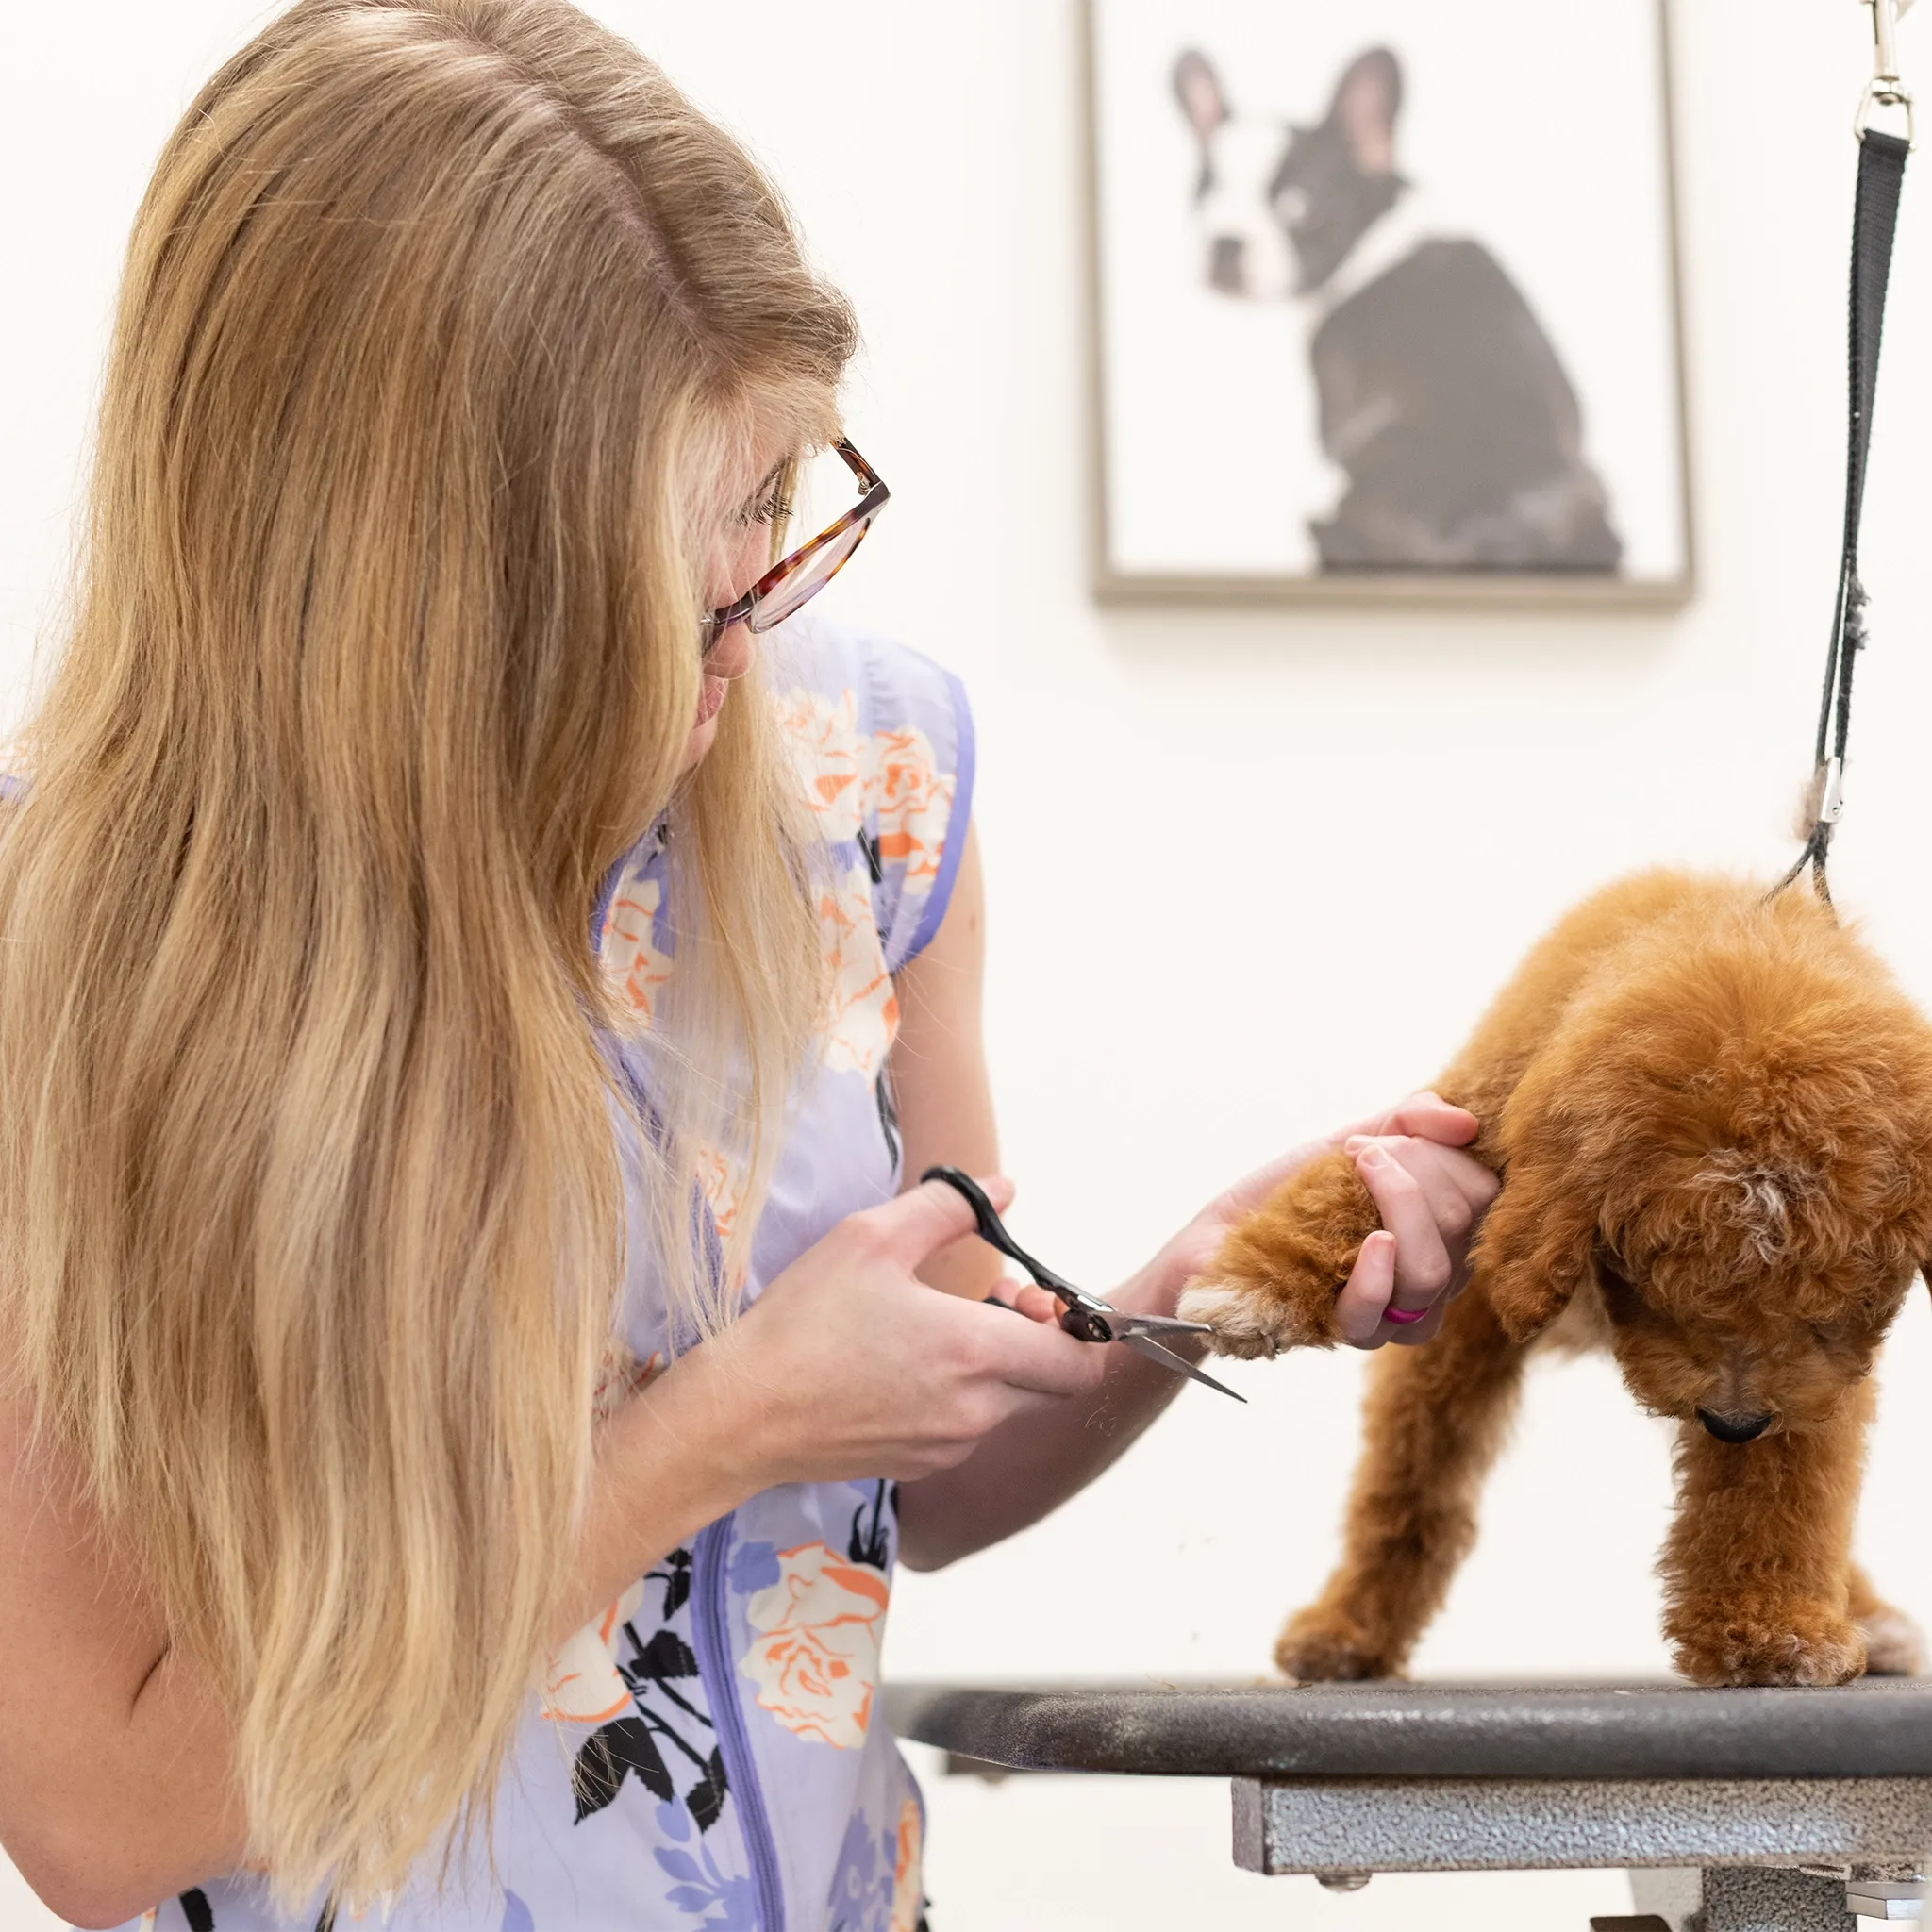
[889,819,1194,1568]
[0,1371,246,1927]
[888,825,1499,1572]
[888,825,1005,1302]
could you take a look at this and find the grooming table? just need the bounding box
[883,1679,1932,1932]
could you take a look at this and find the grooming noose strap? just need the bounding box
[1778,98,1909,904]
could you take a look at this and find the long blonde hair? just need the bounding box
[0,0,848,1908]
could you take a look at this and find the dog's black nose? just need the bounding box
[1696,1407,1774,1444]
[1209,235,1246,293]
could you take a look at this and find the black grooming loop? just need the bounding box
[1778,1,1914,905]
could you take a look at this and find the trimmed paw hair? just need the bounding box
[1670,1603,1867,1687]
[1185,1147,1380,1357]
[1177,1280,1325,1358]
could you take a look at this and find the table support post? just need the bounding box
[1629,1865,1924,1932]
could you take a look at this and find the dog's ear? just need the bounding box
[1174,50,1229,143]
[1328,48,1402,177]
[1470,1158,1596,1343]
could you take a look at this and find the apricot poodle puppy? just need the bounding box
[1181,871,1932,1688]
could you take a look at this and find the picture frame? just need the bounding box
[1083,0,1694,609]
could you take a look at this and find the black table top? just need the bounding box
[883,1679,1932,1781]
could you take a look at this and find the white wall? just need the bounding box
[7,4,1932,1929]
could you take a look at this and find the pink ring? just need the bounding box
[1382,1306,1429,1326]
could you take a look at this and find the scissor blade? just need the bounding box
[1118,1329,1247,1402]
[1115,1313,1216,1339]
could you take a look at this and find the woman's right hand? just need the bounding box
[668,1175,1108,1490]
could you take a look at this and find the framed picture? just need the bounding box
[1084,0,1692,608]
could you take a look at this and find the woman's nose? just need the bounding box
[1696,1407,1774,1444]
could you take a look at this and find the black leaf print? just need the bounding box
[858,825,885,885]
[572,1716,675,1822]
[653,1547,693,1619]
[632,1628,699,1680]
[848,1481,892,1571]
[180,1890,216,1932]
[313,1907,337,1932]
[685,1744,730,1834]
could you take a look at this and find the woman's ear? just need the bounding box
[1470,1158,1596,1343]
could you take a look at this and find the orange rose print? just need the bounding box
[601,872,674,1026]
[540,1579,646,1725]
[738,1541,890,1750]
[693,1141,745,1249]
[868,724,955,891]
[891,1796,924,1932]
[777,685,866,844]
[818,865,899,1081]
[592,1343,665,1423]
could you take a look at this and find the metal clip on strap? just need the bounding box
[1858,0,1917,144]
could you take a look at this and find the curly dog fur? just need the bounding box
[1179,871,1932,1687]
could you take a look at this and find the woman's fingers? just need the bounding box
[1008,1283,1063,1324]
[1335,1229,1397,1345]
[961,1295,1108,1399]
[1345,1135,1496,1246]
[1339,1091,1480,1148]
[867,1172,1015,1267]
[1352,1142,1454,1315]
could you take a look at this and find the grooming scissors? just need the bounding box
[922,1166,1245,1403]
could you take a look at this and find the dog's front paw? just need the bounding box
[1274,1606,1404,1683]
[1183,1147,1376,1357]
[1857,1602,1926,1676]
[1177,1279,1331,1359]
[1671,1603,1866,1687]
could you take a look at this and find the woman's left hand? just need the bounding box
[1158,1092,1499,1351]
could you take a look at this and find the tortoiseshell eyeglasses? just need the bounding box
[700,440,890,656]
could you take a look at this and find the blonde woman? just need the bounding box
[0,4,1495,1928]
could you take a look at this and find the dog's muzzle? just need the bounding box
[1696,1407,1774,1444]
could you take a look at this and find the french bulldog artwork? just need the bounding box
[1173,45,1624,575]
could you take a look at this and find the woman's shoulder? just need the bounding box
[772,615,974,974]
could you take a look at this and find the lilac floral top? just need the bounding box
[116,620,974,1932]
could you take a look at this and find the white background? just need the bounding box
[1094,0,1688,580]
[5,4,1932,1930]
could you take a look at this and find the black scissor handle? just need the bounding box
[920,1165,1113,1340]
[920,1165,1013,1256]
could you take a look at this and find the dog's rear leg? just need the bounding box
[1663,1382,1873,1687]
[1848,1564,1925,1675]
[1277,1289,1524,1681]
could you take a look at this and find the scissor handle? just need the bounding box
[921,1166,1101,1329]
[921,1166,1011,1253]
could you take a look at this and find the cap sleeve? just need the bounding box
[858,634,974,973]
[774,617,975,976]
